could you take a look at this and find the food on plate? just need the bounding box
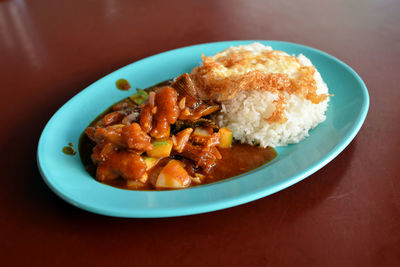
[191,43,330,147]
[79,43,329,190]
[62,143,76,156]
[115,78,131,91]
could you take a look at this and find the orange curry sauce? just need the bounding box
[80,132,276,190]
[79,80,277,190]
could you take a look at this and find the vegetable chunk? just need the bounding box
[143,156,161,170]
[218,127,233,148]
[147,139,173,158]
[155,160,191,189]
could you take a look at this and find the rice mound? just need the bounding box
[192,43,330,147]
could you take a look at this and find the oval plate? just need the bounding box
[37,41,369,218]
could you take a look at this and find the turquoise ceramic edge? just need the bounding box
[37,40,369,218]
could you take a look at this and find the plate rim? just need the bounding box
[37,40,370,218]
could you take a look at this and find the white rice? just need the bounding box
[214,44,330,147]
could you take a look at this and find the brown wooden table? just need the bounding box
[1,0,399,266]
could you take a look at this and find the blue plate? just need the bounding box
[37,41,369,217]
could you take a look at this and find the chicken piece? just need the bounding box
[96,163,119,181]
[139,104,153,133]
[150,86,179,138]
[180,158,197,177]
[139,87,179,139]
[179,143,218,174]
[121,123,153,151]
[204,132,221,150]
[96,151,147,181]
[210,146,222,160]
[196,149,218,173]
[94,126,125,147]
[150,118,171,139]
[91,142,117,164]
[85,127,96,141]
[173,126,221,173]
[121,111,140,125]
[103,111,125,126]
[91,123,152,152]
[172,128,193,153]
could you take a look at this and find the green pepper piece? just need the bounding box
[129,89,149,105]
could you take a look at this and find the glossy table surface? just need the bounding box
[1,0,399,266]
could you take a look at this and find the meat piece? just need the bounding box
[96,151,147,181]
[91,142,117,164]
[178,104,220,121]
[155,86,179,124]
[150,86,179,139]
[172,127,221,173]
[204,132,221,150]
[179,143,218,174]
[96,163,119,181]
[172,128,193,153]
[94,126,125,146]
[197,151,218,174]
[139,91,156,133]
[139,104,153,133]
[170,73,201,109]
[121,111,140,125]
[103,111,124,126]
[180,158,197,176]
[85,127,96,141]
[93,124,152,153]
[150,118,171,139]
[210,146,222,160]
[121,123,153,151]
